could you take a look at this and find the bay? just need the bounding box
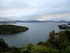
[0,22,66,47]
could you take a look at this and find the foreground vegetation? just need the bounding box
[0,24,28,34]
[0,30,70,53]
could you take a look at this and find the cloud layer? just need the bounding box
[0,0,70,21]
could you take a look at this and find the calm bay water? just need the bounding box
[0,22,66,47]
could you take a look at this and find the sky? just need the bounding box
[0,0,70,21]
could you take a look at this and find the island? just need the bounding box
[67,22,70,25]
[58,24,70,29]
[0,24,29,34]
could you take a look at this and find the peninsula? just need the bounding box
[0,24,28,34]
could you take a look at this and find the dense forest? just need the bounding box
[0,24,28,34]
[0,30,70,53]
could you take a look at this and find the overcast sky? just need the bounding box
[0,0,70,21]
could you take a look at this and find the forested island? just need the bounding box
[0,30,70,53]
[0,24,28,34]
[58,24,70,29]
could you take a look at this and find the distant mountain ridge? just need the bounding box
[0,20,70,23]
